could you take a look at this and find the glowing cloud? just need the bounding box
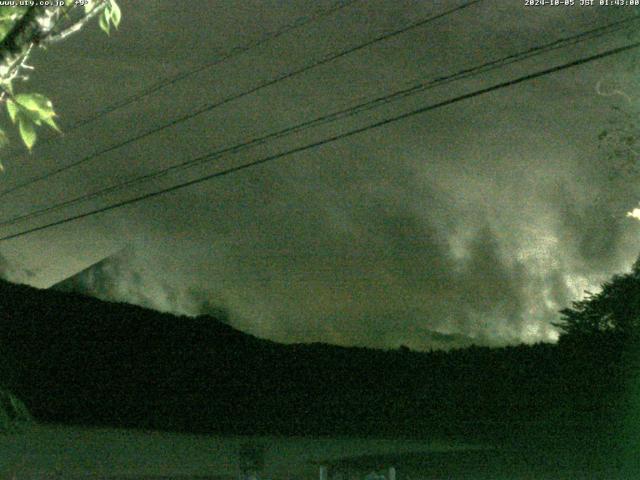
[627,206,640,221]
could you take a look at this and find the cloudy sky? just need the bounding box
[0,0,639,350]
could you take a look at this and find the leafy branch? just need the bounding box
[0,0,121,170]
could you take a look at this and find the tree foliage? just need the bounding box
[554,257,640,341]
[0,1,121,169]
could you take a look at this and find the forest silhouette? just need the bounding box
[0,258,638,462]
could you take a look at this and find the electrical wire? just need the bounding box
[0,0,483,199]
[1,15,636,229]
[1,39,637,242]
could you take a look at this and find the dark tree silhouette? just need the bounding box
[554,256,640,342]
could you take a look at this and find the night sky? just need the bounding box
[0,0,639,350]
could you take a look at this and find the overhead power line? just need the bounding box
[37,0,363,136]
[1,15,637,229]
[0,0,483,199]
[0,0,359,165]
[1,40,637,243]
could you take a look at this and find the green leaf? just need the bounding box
[0,128,8,148]
[109,0,121,28]
[18,117,36,151]
[99,9,110,35]
[0,20,12,41]
[14,93,55,118]
[15,108,41,127]
[6,99,18,123]
[0,127,5,173]
[84,0,98,14]
[42,115,60,132]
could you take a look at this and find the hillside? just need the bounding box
[0,278,630,447]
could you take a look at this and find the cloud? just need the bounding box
[8,0,640,351]
[52,248,234,325]
[0,252,34,285]
[627,207,640,220]
[53,249,154,307]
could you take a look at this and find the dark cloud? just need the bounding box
[2,0,640,350]
[53,249,155,308]
[552,107,640,274]
[0,252,34,285]
[421,330,476,347]
[53,249,234,325]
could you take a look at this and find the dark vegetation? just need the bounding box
[0,260,638,463]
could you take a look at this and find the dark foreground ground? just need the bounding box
[1,422,637,480]
[1,278,639,478]
[0,424,473,480]
[326,446,620,480]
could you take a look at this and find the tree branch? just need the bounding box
[0,3,110,83]
[0,6,56,81]
[43,2,108,45]
[2,43,33,87]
